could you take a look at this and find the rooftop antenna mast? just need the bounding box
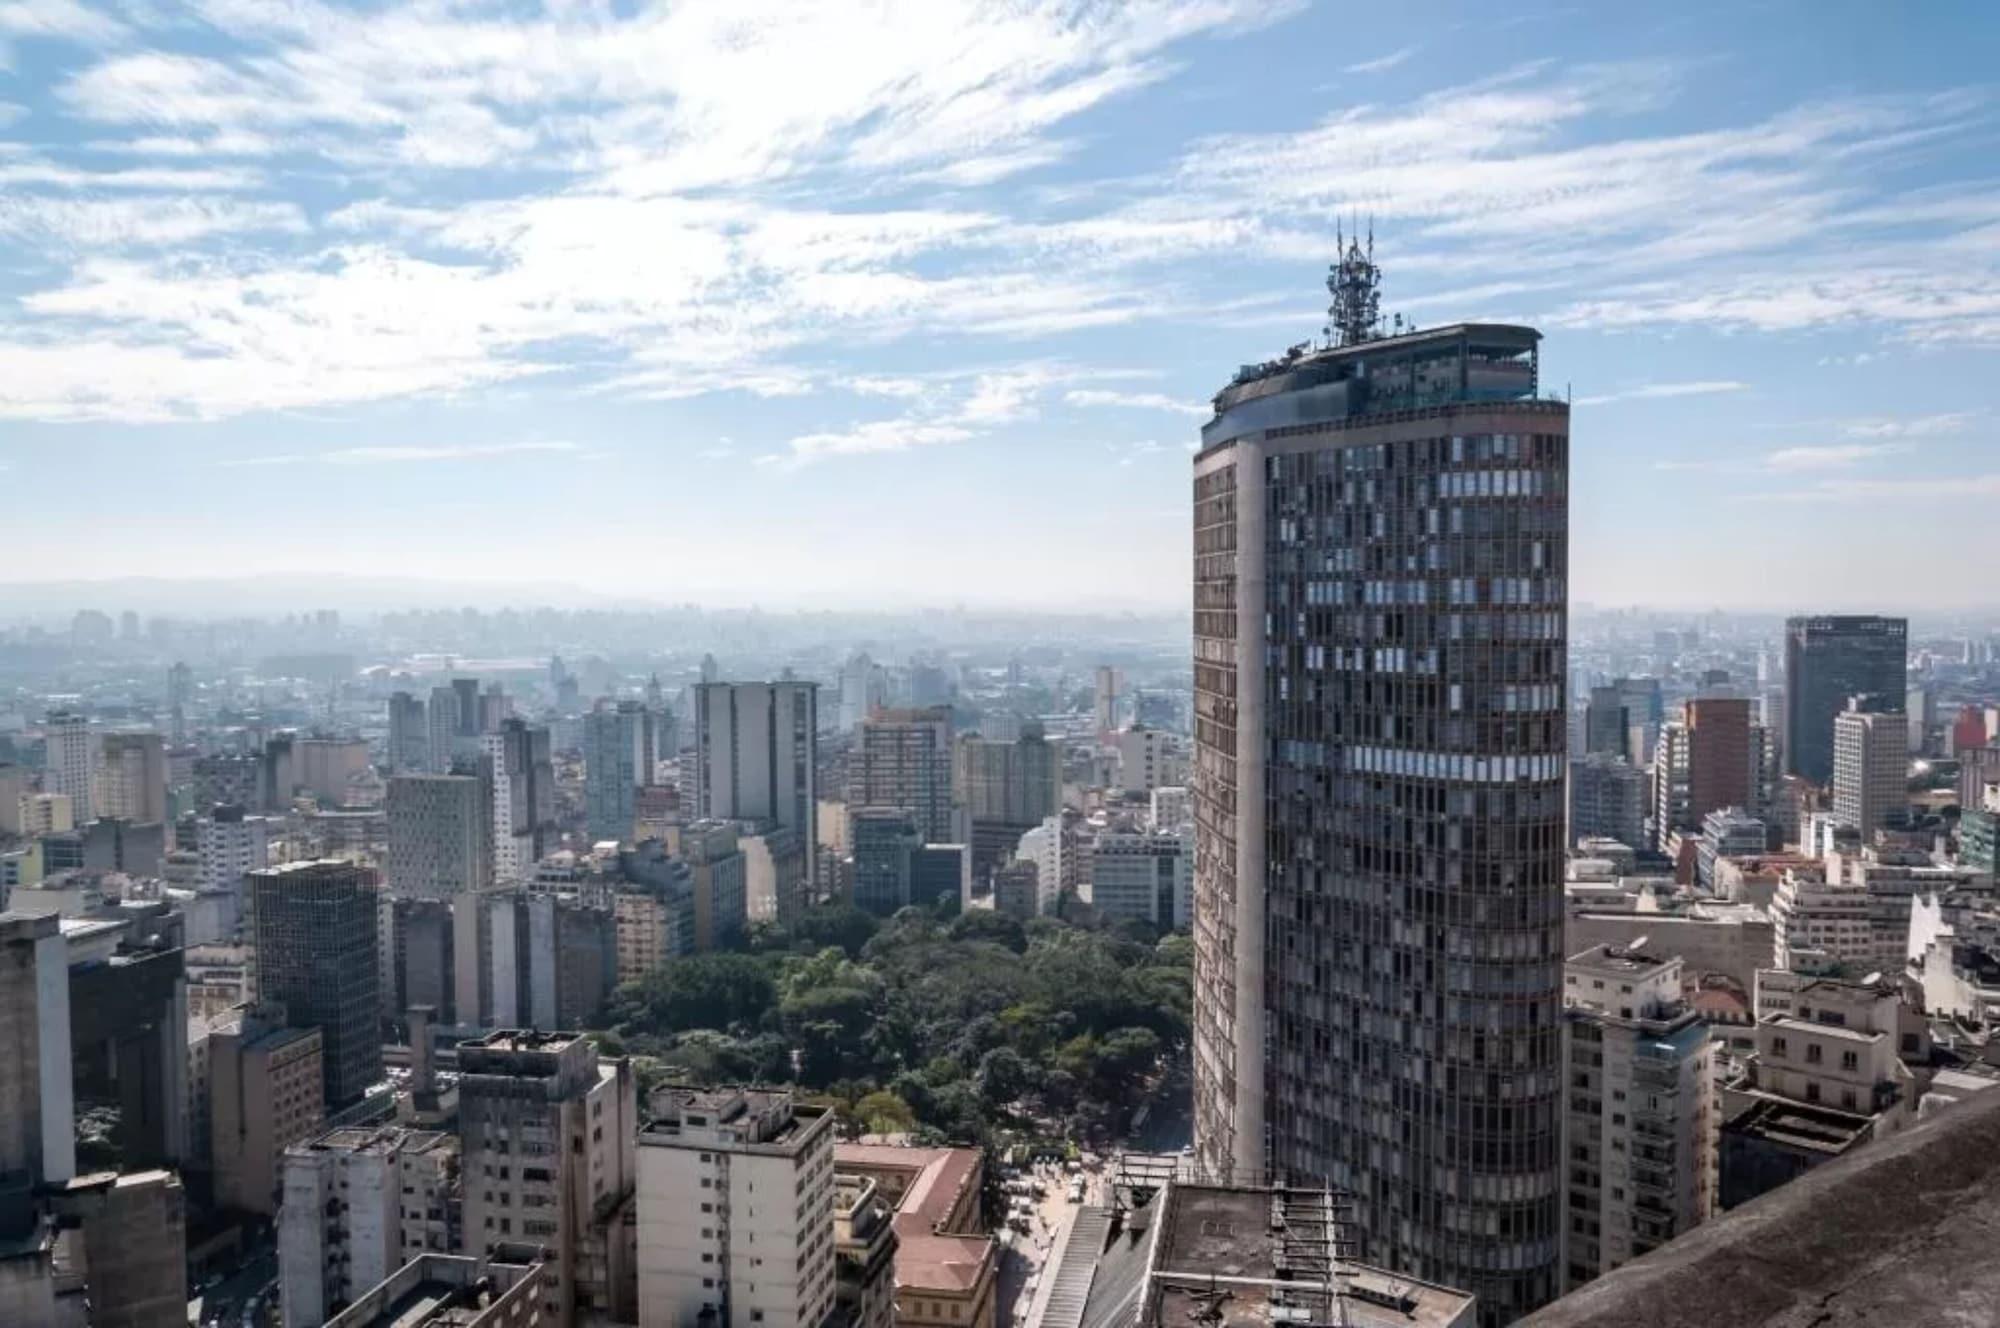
[1326,213,1382,348]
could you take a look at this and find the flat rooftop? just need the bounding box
[1123,1183,1474,1328]
[1724,1097,1873,1155]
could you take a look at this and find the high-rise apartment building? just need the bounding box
[1094,665,1120,735]
[196,803,275,899]
[210,1003,326,1216]
[457,1031,638,1325]
[584,702,656,844]
[1784,616,1907,785]
[1191,242,1568,1321]
[43,710,95,823]
[954,728,1059,879]
[856,706,956,844]
[484,719,556,883]
[1652,702,1773,853]
[1559,945,1715,1292]
[249,860,383,1107]
[450,888,618,1033]
[427,683,460,774]
[1832,707,1909,841]
[279,1125,459,1328]
[388,690,429,773]
[387,773,494,900]
[1685,697,1754,828]
[693,682,819,889]
[96,730,167,826]
[1568,753,1647,851]
[636,1087,838,1328]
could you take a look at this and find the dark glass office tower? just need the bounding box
[1192,237,1568,1323]
[1783,616,1908,785]
[248,860,383,1107]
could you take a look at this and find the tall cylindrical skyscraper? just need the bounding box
[1192,239,1569,1322]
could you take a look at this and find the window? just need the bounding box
[1805,1044,1823,1065]
[1841,1051,1859,1072]
[1772,1037,1788,1058]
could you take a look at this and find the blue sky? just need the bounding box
[0,0,1994,611]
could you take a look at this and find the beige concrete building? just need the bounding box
[1733,972,1926,1130]
[96,731,167,827]
[209,1005,326,1216]
[636,1087,838,1328]
[1560,945,1717,1292]
[18,792,74,838]
[457,1031,638,1325]
[1832,708,1909,840]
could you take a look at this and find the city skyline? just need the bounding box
[0,1,1995,610]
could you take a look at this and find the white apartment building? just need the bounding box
[1731,971,1925,1133]
[43,712,95,823]
[1560,945,1716,1292]
[278,1125,459,1328]
[1770,869,1873,971]
[1014,817,1073,915]
[457,1031,638,1326]
[636,1087,838,1328]
[1088,828,1193,929]
[1112,726,1178,796]
[483,722,555,885]
[196,806,274,897]
[1832,708,1909,840]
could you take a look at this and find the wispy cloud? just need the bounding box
[1342,46,1417,76]
[765,420,974,470]
[1656,438,1917,475]
[224,443,581,467]
[1065,388,1208,417]
[1764,442,1910,471]
[1840,411,1977,439]
[0,0,125,44]
[1765,474,2000,503]
[1575,380,1748,407]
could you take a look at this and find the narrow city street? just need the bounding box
[994,1158,1111,1328]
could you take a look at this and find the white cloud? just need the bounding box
[223,442,580,466]
[767,420,974,469]
[1840,411,1977,439]
[1065,388,1208,417]
[1763,474,2000,503]
[0,0,123,43]
[1572,380,1748,407]
[324,442,581,464]
[1763,443,1909,471]
[0,195,302,247]
[1341,46,1416,76]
